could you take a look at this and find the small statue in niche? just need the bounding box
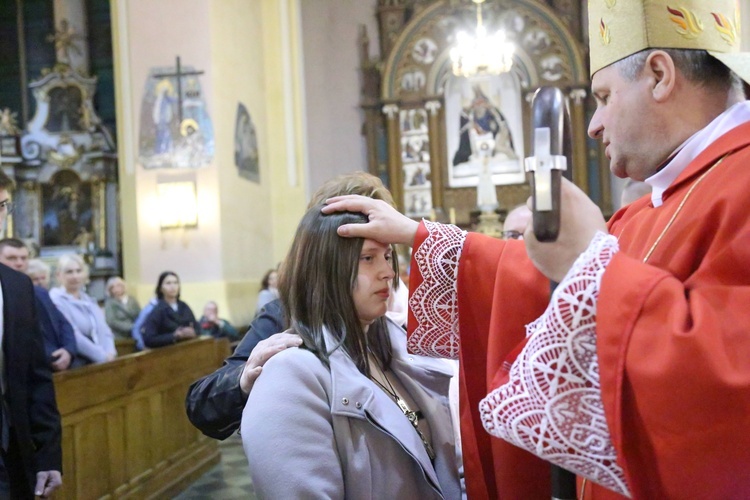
[0,108,20,135]
[73,227,94,252]
[47,19,83,66]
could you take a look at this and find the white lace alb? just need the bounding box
[478,231,630,497]
[408,220,465,360]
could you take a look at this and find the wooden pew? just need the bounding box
[53,337,231,499]
[115,337,137,356]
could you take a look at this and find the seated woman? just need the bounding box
[50,254,117,365]
[104,277,141,339]
[255,268,278,313]
[241,208,460,499]
[142,271,197,348]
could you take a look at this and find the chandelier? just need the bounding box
[450,0,514,78]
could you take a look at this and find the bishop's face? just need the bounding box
[588,63,666,182]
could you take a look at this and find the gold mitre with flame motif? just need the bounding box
[588,0,750,84]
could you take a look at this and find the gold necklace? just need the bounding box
[642,154,727,263]
[369,360,436,460]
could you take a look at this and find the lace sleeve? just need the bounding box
[478,231,631,497]
[407,220,466,359]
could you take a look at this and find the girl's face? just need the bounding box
[160,274,180,300]
[268,271,278,289]
[59,262,84,292]
[352,239,395,328]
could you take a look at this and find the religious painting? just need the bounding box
[234,103,259,182]
[444,74,526,188]
[45,85,85,133]
[41,170,93,247]
[138,60,215,169]
[400,108,432,218]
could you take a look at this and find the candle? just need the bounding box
[449,207,456,225]
[429,209,437,222]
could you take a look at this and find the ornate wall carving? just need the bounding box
[361,0,610,224]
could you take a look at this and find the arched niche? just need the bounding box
[373,0,597,223]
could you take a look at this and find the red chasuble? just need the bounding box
[407,121,750,499]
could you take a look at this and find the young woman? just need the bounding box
[50,253,117,365]
[254,268,279,313]
[141,271,197,348]
[241,208,460,499]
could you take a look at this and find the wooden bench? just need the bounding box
[115,337,138,356]
[53,337,230,499]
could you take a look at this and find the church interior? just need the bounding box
[1,0,749,498]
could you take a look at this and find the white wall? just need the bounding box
[299,0,380,199]
[743,4,750,51]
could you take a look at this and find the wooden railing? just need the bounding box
[53,337,230,499]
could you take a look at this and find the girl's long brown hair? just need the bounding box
[279,206,399,375]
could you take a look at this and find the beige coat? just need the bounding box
[241,319,461,499]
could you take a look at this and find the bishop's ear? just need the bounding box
[646,50,676,102]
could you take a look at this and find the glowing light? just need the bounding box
[450,0,514,78]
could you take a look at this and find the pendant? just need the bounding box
[396,398,419,424]
[396,397,436,460]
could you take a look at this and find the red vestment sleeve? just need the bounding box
[597,248,750,498]
[593,130,750,498]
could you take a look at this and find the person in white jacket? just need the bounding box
[50,253,116,365]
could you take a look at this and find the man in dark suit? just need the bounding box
[0,238,77,372]
[0,171,62,498]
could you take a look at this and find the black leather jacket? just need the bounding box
[184,299,286,439]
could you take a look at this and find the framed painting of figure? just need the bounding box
[138,64,215,169]
[45,85,85,133]
[235,103,260,182]
[444,74,526,188]
[41,170,93,248]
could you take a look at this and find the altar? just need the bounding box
[0,17,119,299]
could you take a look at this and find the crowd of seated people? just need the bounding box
[0,239,210,371]
[135,273,246,349]
[7,252,243,365]
[0,238,78,372]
